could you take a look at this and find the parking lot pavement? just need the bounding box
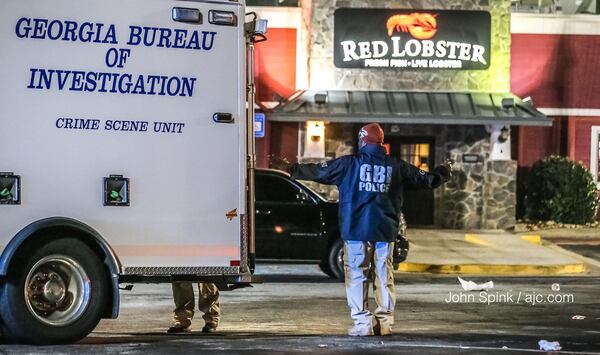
[556,243,600,263]
[1,264,600,353]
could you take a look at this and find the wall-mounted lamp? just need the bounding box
[501,98,515,109]
[303,121,326,158]
[498,126,510,143]
[307,121,324,143]
[314,93,328,105]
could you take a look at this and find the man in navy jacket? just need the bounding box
[289,123,451,336]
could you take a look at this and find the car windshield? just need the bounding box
[255,170,336,202]
[295,179,337,202]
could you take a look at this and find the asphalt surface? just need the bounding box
[1,264,599,354]
[558,243,600,263]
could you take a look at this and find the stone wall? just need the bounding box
[441,126,489,229]
[482,160,517,229]
[304,0,511,93]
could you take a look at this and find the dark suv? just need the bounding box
[255,169,407,279]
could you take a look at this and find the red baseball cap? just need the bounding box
[359,123,384,145]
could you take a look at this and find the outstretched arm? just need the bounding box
[402,159,453,189]
[289,156,351,185]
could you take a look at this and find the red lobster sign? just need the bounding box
[386,13,438,40]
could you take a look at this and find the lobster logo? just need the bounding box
[386,13,438,40]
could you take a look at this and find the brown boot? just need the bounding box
[167,324,191,334]
[373,322,392,336]
[202,323,218,333]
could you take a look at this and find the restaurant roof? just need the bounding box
[265,90,552,126]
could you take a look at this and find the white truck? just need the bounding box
[0,0,265,344]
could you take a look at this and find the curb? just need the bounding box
[464,234,495,247]
[520,234,542,245]
[396,262,586,275]
[545,243,600,269]
[396,232,589,275]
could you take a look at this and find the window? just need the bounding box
[256,175,302,202]
[511,0,599,14]
[399,143,431,172]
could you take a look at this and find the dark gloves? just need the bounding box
[432,158,455,183]
[433,165,450,181]
[441,159,456,180]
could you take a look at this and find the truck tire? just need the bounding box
[325,238,345,281]
[0,237,109,344]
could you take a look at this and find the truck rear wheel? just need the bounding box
[0,238,109,344]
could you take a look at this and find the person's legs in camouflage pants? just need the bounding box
[197,282,220,332]
[169,282,221,333]
[170,282,195,331]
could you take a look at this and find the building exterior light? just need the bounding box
[303,121,325,158]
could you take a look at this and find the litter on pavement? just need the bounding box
[458,277,494,291]
[538,340,562,351]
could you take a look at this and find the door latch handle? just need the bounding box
[213,112,234,123]
[172,7,202,23]
[256,209,271,215]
